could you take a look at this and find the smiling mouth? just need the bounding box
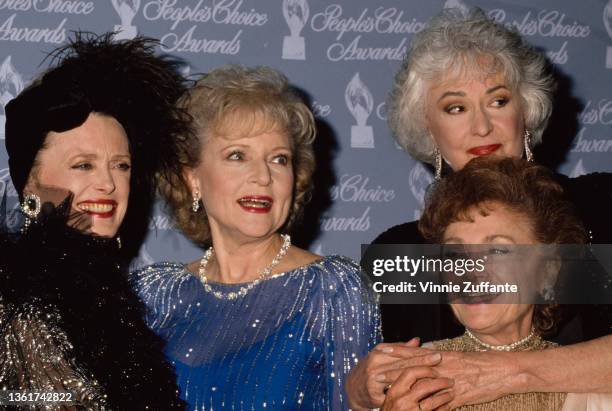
[467,144,502,156]
[448,284,503,304]
[77,200,117,218]
[458,292,502,304]
[237,196,273,213]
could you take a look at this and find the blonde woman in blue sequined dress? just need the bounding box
[131,65,381,410]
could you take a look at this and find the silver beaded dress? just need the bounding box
[131,255,381,410]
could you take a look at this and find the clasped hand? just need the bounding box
[346,337,516,410]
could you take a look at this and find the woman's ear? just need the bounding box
[183,168,199,197]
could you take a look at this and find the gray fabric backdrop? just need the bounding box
[1,0,611,265]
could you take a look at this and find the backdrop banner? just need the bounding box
[1,0,610,264]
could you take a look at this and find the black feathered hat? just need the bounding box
[5,33,190,257]
[5,32,189,199]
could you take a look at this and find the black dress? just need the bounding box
[366,172,612,344]
[0,199,185,410]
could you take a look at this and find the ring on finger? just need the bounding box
[383,384,392,395]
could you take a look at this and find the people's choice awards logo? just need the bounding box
[0,56,24,140]
[324,174,395,232]
[604,0,612,68]
[282,0,309,60]
[112,0,141,40]
[345,73,374,148]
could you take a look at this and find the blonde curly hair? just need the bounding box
[159,65,316,246]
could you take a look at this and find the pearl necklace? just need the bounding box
[465,327,536,351]
[198,234,291,300]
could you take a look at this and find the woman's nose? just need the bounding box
[471,106,493,137]
[250,160,272,186]
[94,168,116,194]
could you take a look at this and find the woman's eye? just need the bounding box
[115,162,131,171]
[492,97,509,107]
[227,151,244,161]
[488,247,510,255]
[445,105,464,114]
[271,154,290,166]
[71,163,92,170]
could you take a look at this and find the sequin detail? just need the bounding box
[0,300,107,409]
[131,255,381,410]
[432,333,567,410]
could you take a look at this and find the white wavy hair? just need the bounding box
[387,8,554,164]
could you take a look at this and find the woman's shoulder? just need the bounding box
[130,261,192,290]
[308,255,376,300]
[555,171,612,242]
[370,220,424,245]
[557,171,612,190]
[306,255,362,278]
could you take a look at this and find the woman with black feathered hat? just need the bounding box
[0,33,189,409]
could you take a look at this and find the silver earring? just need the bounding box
[192,190,201,212]
[21,193,41,218]
[116,236,122,249]
[542,286,555,302]
[524,130,534,162]
[434,148,442,181]
[21,193,41,232]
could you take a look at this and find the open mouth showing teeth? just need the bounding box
[238,198,272,208]
[447,290,502,304]
[78,203,115,213]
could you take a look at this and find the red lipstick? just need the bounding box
[237,196,273,213]
[76,199,117,218]
[467,144,502,156]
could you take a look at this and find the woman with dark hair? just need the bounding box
[347,8,612,410]
[376,6,612,346]
[381,157,612,410]
[0,34,189,409]
[132,65,380,410]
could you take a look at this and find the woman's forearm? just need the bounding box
[440,335,612,408]
[517,335,612,394]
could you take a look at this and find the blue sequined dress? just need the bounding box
[131,255,381,410]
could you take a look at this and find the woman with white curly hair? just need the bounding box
[348,8,612,411]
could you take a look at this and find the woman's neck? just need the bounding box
[468,310,534,347]
[207,233,283,284]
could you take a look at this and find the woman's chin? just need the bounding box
[87,224,120,238]
[454,305,504,330]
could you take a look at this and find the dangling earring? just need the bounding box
[21,193,41,231]
[434,148,442,181]
[524,130,534,162]
[541,286,555,302]
[116,236,122,249]
[192,190,201,212]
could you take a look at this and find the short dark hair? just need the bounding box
[419,157,586,335]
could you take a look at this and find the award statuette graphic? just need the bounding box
[0,56,24,140]
[570,158,588,178]
[282,0,309,60]
[111,0,141,41]
[345,73,375,148]
[605,0,612,68]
